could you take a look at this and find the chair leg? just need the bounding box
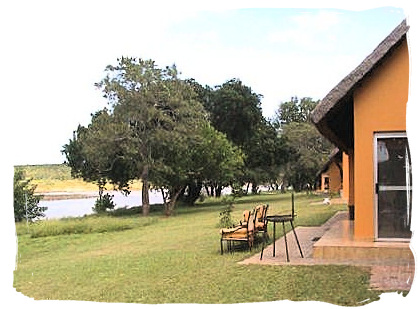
[220,238,224,255]
[260,232,267,260]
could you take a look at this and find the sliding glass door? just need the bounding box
[375,132,412,241]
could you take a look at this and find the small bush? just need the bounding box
[218,198,236,228]
[93,193,116,213]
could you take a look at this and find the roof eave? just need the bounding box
[311,19,409,127]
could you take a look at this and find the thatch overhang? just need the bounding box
[316,147,342,178]
[310,19,409,154]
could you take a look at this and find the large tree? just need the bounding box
[207,78,263,147]
[271,97,332,191]
[273,96,319,129]
[62,109,135,201]
[64,57,244,216]
[93,58,208,215]
[281,122,332,191]
[274,96,333,191]
[151,122,243,215]
[243,119,287,193]
[204,78,286,193]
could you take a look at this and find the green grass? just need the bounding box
[13,193,382,305]
[17,216,158,238]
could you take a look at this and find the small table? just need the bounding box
[260,215,304,262]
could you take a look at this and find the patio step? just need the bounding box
[312,219,414,264]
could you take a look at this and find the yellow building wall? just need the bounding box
[342,153,349,203]
[328,163,342,193]
[348,151,355,207]
[321,162,342,194]
[353,38,409,240]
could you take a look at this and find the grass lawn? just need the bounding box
[14,192,382,305]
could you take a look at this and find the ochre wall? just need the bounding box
[342,153,349,203]
[353,38,409,240]
[321,161,342,194]
[328,162,342,193]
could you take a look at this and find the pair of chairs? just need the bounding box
[220,204,269,254]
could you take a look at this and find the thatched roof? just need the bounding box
[311,19,409,151]
[316,147,342,178]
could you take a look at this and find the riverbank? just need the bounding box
[15,164,142,195]
[39,191,99,201]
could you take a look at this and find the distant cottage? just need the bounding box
[316,148,343,195]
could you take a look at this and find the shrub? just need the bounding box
[93,193,116,213]
[218,197,236,228]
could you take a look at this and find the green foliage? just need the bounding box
[217,195,237,228]
[218,204,235,228]
[93,193,116,213]
[201,78,286,193]
[281,122,333,190]
[242,119,287,190]
[13,169,46,222]
[270,97,333,191]
[207,78,263,147]
[62,109,134,193]
[274,96,319,129]
[64,57,209,215]
[64,57,248,215]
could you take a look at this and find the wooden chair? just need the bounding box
[220,209,257,254]
[254,204,269,241]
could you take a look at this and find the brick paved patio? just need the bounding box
[240,211,415,291]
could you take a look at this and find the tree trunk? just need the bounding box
[251,182,258,194]
[165,187,183,216]
[184,182,202,205]
[215,185,222,198]
[141,165,150,216]
[204,186,210,197]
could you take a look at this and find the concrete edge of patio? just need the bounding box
[239,211,415,291]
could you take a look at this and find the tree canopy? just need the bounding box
[63,57,244,216]
[63,56,333,215]
[272,97,333,191]
[200,78,286,193]
[207,78,263,147]
[273,96,319,130]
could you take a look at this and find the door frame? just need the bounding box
[373,131,411,242]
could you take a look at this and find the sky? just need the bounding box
[0,1,413,166]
